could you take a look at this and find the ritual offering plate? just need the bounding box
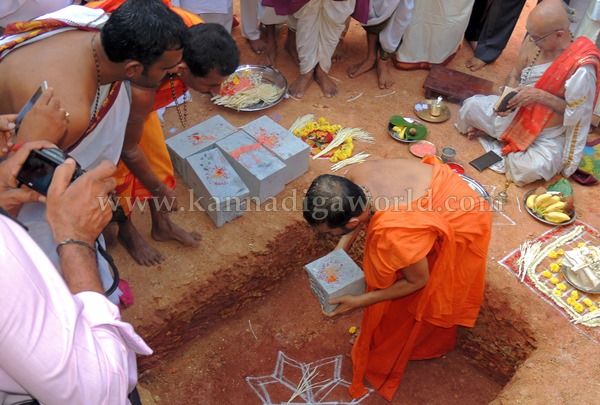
[387,116,427,143]
[458,174,492,202]
[414,100,451,123]
[447,162,465,174]
[523,189,576,226]
[212,65,288,111]
[562,265,600,294]
[409,140,436,158]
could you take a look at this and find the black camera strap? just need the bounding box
[0,206,28,231]
[95,239,120,297]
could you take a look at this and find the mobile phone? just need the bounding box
[469,150,503,172]
[13,80,49,136]
[16,148,85,196]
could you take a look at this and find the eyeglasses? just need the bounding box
[528,29,560,43]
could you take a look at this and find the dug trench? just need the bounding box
[132,220,536,404]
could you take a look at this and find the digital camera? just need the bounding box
[16,148,85,196]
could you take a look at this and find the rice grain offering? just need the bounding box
[212,68,285,111]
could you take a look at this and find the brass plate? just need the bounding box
[414,100,451,123]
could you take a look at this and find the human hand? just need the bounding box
[0,114,17,155]
[323,294,365,318]
[505,86,541,111]
[18,87,68,144]
[46,159,117,245]
[152,182,178,211]
[0,141,56,215]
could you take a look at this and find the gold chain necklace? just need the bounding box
[89,34,102,130]
[170,74,188,128]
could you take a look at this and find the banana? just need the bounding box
[537,195,561,209]
[534,193,553,207]
[399,127,407,139]
[526,194,537,210]
[543,212,571,223]
[392,126,402,132]
[544,201,567,213]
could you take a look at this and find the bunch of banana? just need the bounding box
[392,125,417,140]
[526,193,571,223]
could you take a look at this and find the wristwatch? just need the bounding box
[380,50,392,61]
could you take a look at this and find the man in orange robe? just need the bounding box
[88,0,239,265]
[303,156,493,400]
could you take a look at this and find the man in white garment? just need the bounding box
[347,0,413,89]
[240,0,289,66]
[456,0,600,186]
[0,1,187,302]
[175,0,234,32]
[287,0,357,98]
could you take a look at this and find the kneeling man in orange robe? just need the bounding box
[303,156,493,401]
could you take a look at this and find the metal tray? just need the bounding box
[216,64,288,112]
[387,117,427,143]
[562,265,600,294]
[523,189,576,226]
[458,174,492,203]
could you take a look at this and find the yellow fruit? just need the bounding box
[534,193,553,207]
[543,212,571,223]
[537,195,561,209]
[399,127,407,139]
[544,201,567,213]
[526,194,537,210]
[392,126,402,132]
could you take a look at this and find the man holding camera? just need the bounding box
[0,118,151,403]
[0,0,189,301]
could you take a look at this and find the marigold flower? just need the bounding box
[549,263,560,273]
[589,305,598,312]
[583,298,593,307]
[548,251,558,259]
[541,270,552,278]
[578,243,586,248]
[556,283,567,291]
[557,249,564,255]
[553,289,563,297]
[550,277,559,284]
[567,297,576,305]
[570,291,579,300]
[349,326,357,334]
[574,303,584,313]
[557,258,563,266]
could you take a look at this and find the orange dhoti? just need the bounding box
[350,161,493,400]
[113,112,176,216]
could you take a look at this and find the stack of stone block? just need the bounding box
[304,249,365,313]
[166,114,309,227]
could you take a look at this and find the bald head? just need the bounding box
[528,0,571,34]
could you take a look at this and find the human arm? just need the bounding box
[324,257,430,318]
[119,85,177,209]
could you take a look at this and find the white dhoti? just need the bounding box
[240,0,289,41]
[395,0,474,64]
[292,0,356,74]
[177,0,233,32]
[456,62,597,186]
[364,0,414,54]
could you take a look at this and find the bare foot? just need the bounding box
[261,25,278,66]
[466,56,487,71]
[347,55,376,78]
[315,66,339,98]
[288,72,314,99]
[376,58,395,89]
[284,28,299,66]
[332,39,346,63]
[466,126,487,140]
[150,209,202,247]
[118,218,165,266]
[248,38,267,55]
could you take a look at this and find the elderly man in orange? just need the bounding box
[88,0,239,265]
[303,156,493,401]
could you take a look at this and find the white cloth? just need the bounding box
[0,0,73,28]
[0,215,151,405]
[456,62,597,186]
[364,0,414,53]
[575,0,600,116]
[240,0,288,41]
[177,0,231,14]
[293,0,356,74]
[395,0,474,64]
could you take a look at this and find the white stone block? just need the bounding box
[304,249,365,313]
[241,115,310,184]
[185,148,249,228]
[216,131,286,204]
[166,115,237,181]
